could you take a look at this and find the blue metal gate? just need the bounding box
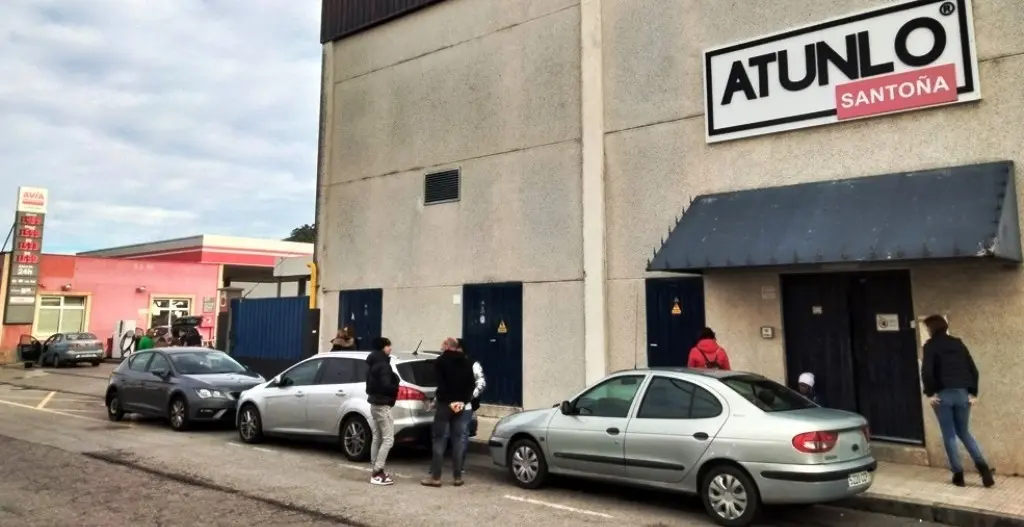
[338,289,383,351]
[462,283,523,407]
[230,296,309,378]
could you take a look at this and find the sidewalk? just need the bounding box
[469,416,1024,526]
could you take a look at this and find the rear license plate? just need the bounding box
[847,471,871,487]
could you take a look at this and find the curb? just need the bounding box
[468,438,490,456]
[838,495,1024,527]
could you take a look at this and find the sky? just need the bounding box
[0,0,321,254]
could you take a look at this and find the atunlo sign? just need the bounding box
[3,187,48,325]
[703,0,981,143]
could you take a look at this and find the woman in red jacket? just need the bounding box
[687,327,731,370]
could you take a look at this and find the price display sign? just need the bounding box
[4,187,48,324]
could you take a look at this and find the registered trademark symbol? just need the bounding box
[939,1,956,15]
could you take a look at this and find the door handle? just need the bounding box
[335,390,346,396]
[294,391,305,398]
[693,432,709,441]
[606,427,620,436]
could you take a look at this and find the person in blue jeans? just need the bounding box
[921,315,995,488]
[421,337,475,487]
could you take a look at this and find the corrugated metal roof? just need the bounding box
[321,0,445,44]
[648,161,1020,273]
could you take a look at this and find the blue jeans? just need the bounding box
[933,389,987,473]
[430,405,472,479]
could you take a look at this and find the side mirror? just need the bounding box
[279,377,294,388]
[151,368,170,379]
[559,400,574,415]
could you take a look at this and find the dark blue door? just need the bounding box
[338,289,383,351]
[462,283,523,407]
[645,277,706,368]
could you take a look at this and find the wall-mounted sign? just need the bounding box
[202,296,216,313]
[703,0,980,143]
[4,187,48,324]
[876,313,900,332]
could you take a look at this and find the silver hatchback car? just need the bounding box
[488,368,876,527]
[235,351,439,460]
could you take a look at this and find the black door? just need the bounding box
[462,283,523,407]
[848,271,924,443]
[645,277,706,367]
[782,271,924,444]
[781,274,858,414]
[338,289,383,351]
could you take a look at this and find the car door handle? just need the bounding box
[335,390,346,396]
[693,432,709,441]
[294,391,305,398]
[606,428,620,436]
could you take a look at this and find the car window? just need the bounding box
[282,359,323,387]
[574,375,644,418]
[637,377,723,419]
[147,353,171,373]
[66,333,98,341]
[128,352,152,372]
[396,359,436,387]
[721,375,816,412]
[318,358,358,385]
[169,351,247,374]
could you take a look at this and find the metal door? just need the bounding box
[848,271,924,443]
[462,283,523,407]
[645,277,706,367]
[781,274,858,413]
[338,289,383,351]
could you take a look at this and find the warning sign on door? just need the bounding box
[671,302,682,316]
[876,314,899,332]
[497,320,507,334]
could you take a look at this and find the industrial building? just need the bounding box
[314,0,1024,474]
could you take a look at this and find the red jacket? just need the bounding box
[687,339,731,370]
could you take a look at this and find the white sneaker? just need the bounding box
[370,472,394,486]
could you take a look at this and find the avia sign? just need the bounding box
[703,0,980,143]
[16,186,48,214]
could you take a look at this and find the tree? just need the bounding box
[285,223,316,243]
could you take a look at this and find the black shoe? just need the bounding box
[952,472,965,487]
[977,464,995,488]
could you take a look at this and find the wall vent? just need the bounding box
[424,169,460,205]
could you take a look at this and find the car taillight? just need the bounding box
[792,431,839,453]
[861,425,870,440]
[397,386,425,401]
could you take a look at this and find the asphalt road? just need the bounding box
[0,363,944,527]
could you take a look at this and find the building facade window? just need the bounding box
[37,295,86,335]
[150,298,191,327]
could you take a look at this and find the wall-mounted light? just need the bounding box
[61,284,72,291]
[136,285,147,293]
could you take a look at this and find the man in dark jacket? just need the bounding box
[921,315,994,488]
[365,337,399,486]
[421,337,475,487]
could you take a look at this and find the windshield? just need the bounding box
[65,333,97,341]
[721,375,816,412]
[170,351,247,375]
[396,360,437,387]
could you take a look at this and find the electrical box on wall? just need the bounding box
[760,326,774,339]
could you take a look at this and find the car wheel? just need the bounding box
[340,415,370,461]
[238,404,264,444]
[701,464,761,527]
[168,396,191,431]
[106,391,125,422]
[91,361,100,367]
[507,438,548,489]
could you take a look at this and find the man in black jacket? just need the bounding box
[921,315,994,488]
[365,337,399,486]
[421,337,475,487]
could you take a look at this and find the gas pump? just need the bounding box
[112,320,137,359]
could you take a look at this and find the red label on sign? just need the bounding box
[835,64,958,120]
[16,240,40,252]
[20,214,43,226]
[15,253,39,265]
[200,314,214,328]
[18,227,40,238]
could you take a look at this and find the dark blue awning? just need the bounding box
[648,161,1020,273]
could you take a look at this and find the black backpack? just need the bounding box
[699,349,722,369]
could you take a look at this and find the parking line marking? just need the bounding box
[228,442,244,447]
[502,495,613,519]
[36,391,56,409]
[338,463,411,479]
[253,447,277,453]
[0,398,115,424]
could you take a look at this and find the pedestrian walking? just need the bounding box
[421,337,475,488]
[795,372,820,405]
[136,329,155,351]
[331,328,357,351]
[365,336,399,485]
[921,315,995,488]
[687,327,731,370]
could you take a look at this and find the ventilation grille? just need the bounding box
[424,169,460,205]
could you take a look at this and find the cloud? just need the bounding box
[0,0,321,253]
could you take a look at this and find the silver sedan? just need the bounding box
[487,368,876,527]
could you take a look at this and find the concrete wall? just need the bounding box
[230,281,302,299]
[600,0,1024,473]
[319,0,587,406]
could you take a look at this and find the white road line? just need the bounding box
[36,391,57,409]
[0,398,117,424]
[253,447,277,453]
[338,463,411,479]
[228,442,245,447]
[502,495,614,519]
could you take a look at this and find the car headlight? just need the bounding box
[195,388,227,399]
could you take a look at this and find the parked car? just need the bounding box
[105,347,265,431]
[235,351,477,461]
[487,368,875,527]
[34,332,105,367]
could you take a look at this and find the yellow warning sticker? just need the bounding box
[497,320,508,334]
[671,302,682,316]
